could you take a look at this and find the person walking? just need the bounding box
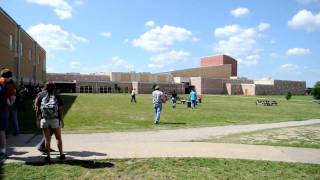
[7,79,20,136]
[171,90,177,108]
[190,89,197,109]
[35,82,65,162]
[131,89,137,103]
[152,86,165,124]
[0,69,16,158]
[34,86,54,153]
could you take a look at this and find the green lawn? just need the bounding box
[2,158,320,179]
[203,124,320,148]
[18,94,320,133]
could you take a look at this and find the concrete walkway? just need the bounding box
[4,119,320,165]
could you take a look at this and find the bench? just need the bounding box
[179,99,187,104]
[256,99,278,106]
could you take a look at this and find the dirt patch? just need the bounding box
[211,124,320,148]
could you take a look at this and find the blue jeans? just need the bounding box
[153,103,162,124]
[10,110,20,135]
[0,111,9,131]
[191,100,196,109]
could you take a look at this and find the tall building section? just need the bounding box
[0,7,46,85]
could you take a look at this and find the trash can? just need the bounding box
[187,101,191,108]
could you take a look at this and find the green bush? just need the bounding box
[311,81,320,100]
[285,92,292,100]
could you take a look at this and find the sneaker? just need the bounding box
[44,155,51,162]
[38,147,46,154]
[59,154,66,160]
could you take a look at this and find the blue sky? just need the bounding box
[1,0,319,86]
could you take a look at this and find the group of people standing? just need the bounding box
[0,68,65,161]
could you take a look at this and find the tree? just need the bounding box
[286,92,292,100]
[311,81,320,100]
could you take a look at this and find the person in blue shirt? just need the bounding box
[189,89,197,109]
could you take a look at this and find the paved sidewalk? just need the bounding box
[4,119,320,165]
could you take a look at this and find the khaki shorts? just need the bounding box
[40,118,60,129]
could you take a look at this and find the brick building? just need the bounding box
[0,7,46,85]
[47,54,306,95]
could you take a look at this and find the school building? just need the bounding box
[0,8,305,95]
[47,54,306,95]
[0,7,46,85]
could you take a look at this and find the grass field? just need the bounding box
[18,94,320,133]
[203,124,320,148]
[2,158,320,179]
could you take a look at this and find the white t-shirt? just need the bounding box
[152,90,163,104]
[131,90,136,96]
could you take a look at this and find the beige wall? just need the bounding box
[20,31,33,82]
[0,8,46,85]
[170,64,232,79]
[0,10,16,75]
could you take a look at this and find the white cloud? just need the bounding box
[257,23,271,31]
[133,25,196,52]
[269,53,282,59]
[288,9,320,32]
[286,48,311,56]
[74,0,84,6]
[100,32,112,38]
[214,25,241,38]
[270,39,276,44]
[145,20,156,27]
[26,0,72,19]
[213,23,269,65]
[148,50,190,68]
[280,64,299,72]
[110,56,135,71]
[28,24,88,51]
[296,0,320,4]
[230,7,250,18]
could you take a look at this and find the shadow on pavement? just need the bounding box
[67,151,106,157]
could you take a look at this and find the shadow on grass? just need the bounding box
[160,122,187,125]
[25,159,114,169]
[17,94,77,133]
[60,94,77,116]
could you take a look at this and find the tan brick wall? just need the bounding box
[0,11,16,74]
[0,9,46,85]
[47,73,111,82]
[170,64,232,78]
[140,74,150,82]
[135,82,184,94]
[37,48,46,83]
[20,31,34,82]
[120,73,131,81]
[255,80,306,95]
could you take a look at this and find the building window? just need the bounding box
[9,34,13,51]
[99,86,109,93]
[43,59,46,69]
[20,43,23,56]
[29,49,32,61]
[37,55,40,65]
[79,85,93,93]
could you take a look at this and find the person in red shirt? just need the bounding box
[0,69,16,158]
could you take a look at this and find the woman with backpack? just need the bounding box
[35,82,65,162]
